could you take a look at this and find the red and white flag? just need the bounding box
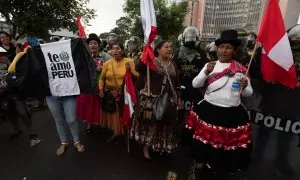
[257,0,297,88]
[121,70,137,129]
[140,0,157,70]
[77,16,87,39]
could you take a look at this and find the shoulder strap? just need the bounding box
[164,69,177,101]
[205,76,230,95]
[111,60,119,87]
[160,75,167,94]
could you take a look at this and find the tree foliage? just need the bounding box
[0,0,96,39]
[121,0,189,41]
[110,17,132,44]
[99,32,110,39]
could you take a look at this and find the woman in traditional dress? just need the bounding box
[99,42,138,142]
[130,40,183,159]
[76,34,111,134]
[186,29,253,179]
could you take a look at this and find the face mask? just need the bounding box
[290,40,300,50]
[184,41,196,48]
[208,51,218,61]
[128,43,138,52]
[27,37,39,46]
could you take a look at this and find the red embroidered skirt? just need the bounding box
[185,100,252,172]
[76,93,100,125]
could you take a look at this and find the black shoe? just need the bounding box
[106,134,117,143]
[29,133,41,147]
[85,128,92,135]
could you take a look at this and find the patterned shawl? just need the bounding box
[202,60,246,90]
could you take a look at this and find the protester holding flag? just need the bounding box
[186,30,253,179]
[99,42,138,142]
[130,40,182,159]
[9,38,96,155]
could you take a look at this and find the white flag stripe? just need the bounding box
[41,39,80,97]
[262,48,266,54]
[124,85,134,117]
[0,47,7,52]
[267,33,294,71]
[141,0,157,43]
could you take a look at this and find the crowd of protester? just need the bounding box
[1,25,299,180]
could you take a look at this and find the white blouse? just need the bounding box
[192,61,253,107]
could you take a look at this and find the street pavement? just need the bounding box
[0,109,299,180]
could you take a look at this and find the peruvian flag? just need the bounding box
[77,16,87,39]
[257,0,297,88]
[121,70,137,129]
[140,0,157,70]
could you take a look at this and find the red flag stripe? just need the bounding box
[148,26,157,44]
[141,44,156,70]
[121,70,137,129]
[77,16,87,39]
[261,54,297,88]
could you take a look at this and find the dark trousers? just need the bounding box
[7,98,33,132]
[0,90,34,134]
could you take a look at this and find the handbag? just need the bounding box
[152,69,177,122]
[148,75,168,122]
[140,68,177,122]
[102,89,116,113]
[101,61,119,113]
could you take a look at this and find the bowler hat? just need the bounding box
[215,29,241,48]
[87,33,101,45]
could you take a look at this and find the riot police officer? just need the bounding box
[127,36,142,62]
[105,33,118,54]
[175,26,208,112]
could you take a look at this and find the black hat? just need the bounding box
[87,33,101,45]
[215,29,241,48]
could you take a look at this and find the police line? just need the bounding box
[249,110,300,134]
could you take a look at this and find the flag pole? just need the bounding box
[245,42,259,76]
[238,42,259,99]
[127,129,130,153]
[147,56,151,96]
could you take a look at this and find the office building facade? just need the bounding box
[185,0,300,40]
[185,0,267,39]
